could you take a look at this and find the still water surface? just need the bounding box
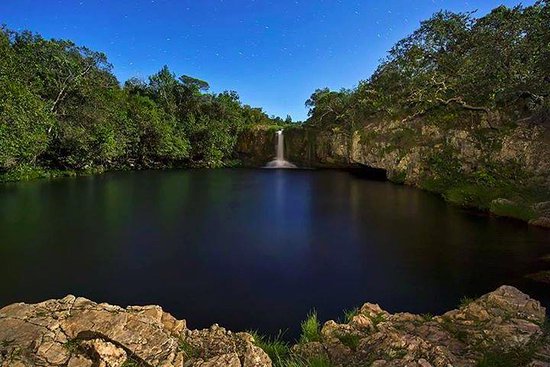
[0,169,548,337]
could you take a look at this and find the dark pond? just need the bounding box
[0,169,549,339]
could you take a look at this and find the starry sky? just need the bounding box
[0,0,536,121]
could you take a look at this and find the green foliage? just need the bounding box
[459,297,475,308]
[336,333,361,351]
[178,339,200,359]
[300,311,322,344]
[0,27,284,181]
[0,79,53,171]
[367,312,386,331]
[421,313,434,321]
[304,2,550,196]
[303,357,332,367]
[63,339,80,354]
[444,184,496,209]
[477,347,538,367]
[249,331,290,366]
[489,200,536,222]
[250,329,333,367]
[121,358,145,367]
[342,307,360,323]
[389,171,407,185]
[280,356,332,367]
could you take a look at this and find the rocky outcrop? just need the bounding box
[0,286,548,367]
[294,286,548,367]
[0,296,270,367]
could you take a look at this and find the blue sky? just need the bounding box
[0,0,536,121]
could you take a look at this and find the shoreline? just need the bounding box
[0,286,548,366]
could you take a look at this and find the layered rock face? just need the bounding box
[236,121,550,227]
[294,286,548,367]
[0,286,548,367]
[0,296,270,367]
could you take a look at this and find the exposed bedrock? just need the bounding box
[235,122,550,227]
[0,286,548,366]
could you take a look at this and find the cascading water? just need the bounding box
[265,130,297,168]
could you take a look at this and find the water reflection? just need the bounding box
[0,169,548,338]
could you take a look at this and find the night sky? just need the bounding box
[0,0,536,120]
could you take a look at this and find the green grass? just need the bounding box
[336,333,361,351]
[249,330,290,365]
[121,359,142,367]
[367,312,386,331]
[63,339,80,354]
[300,311,321,344]
[489,200,537,222]
[280,356,332,367]
[389,170,407,184]
[421,313,434,321]
[178,338,200,359]
[342,307,360,323]
[477,347,538,367]
[250,328,332,367]
[444,184,492,209]
[459,296,475,308]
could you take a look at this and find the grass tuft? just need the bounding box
[178,338,200,359]
[336,333,361,351]
[300,311,321,344]
[249,330,290,365]
[459,296,475,308]
[421,313,434,321]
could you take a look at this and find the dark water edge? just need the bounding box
[0,168,548,339]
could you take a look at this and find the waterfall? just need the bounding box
[265,130,297,169]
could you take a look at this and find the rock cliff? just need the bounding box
[0,286,548,366]
[235,121,550,227]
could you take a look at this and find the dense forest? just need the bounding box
[1,1,549,187]
[305,1,549,129]
[300,1,549,220]
[0,27,288,182]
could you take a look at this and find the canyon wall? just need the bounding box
[235,120,550,226]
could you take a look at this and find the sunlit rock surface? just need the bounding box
[0,286,548,366]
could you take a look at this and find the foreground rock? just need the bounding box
[294,286,549,366]
[0,296,269,367]
[0,286,548,366]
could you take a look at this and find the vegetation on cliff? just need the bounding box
[301,1,550,222]
[0,27,285,182]
[1,3,549,225]
[306,1,549,129]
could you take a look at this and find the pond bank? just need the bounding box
[0,286,548,367]
[235,123,550,228]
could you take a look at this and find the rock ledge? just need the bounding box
[0,286,548,367]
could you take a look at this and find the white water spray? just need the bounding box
[265,130,296,169]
